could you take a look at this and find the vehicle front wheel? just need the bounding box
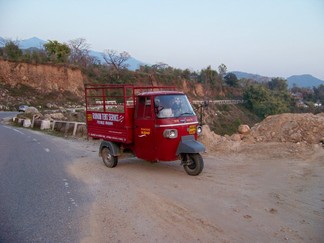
[183,153,204,176]
[101,147,118,168]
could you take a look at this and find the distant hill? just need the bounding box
[231,71,271,83]
[232,71,324,88]
[287,74,324,88]
[19,37,46,49]
[0,36,46,49]
[0,37,5,44]
[0,36,146,70]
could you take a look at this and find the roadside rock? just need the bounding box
[238,124,250,134]
[46,103,59,109]
[25,106,39,114]
[49,112,65,120]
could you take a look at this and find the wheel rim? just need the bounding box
[106,153,112,162]
[187,157,196,170]
[103,148,112,163]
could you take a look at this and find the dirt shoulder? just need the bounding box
[66,140,324,243]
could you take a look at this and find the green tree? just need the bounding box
[224,72,239,87]
[200,66,217,85]
[243,83,291,118]
[268,77,288,91]
[181,68,191,80]
[31,49,47,63]
[150,63,183,84]
[2,40,22,61]
[44,40,70,63]
[314,85,324,104]
[22,49,47,63]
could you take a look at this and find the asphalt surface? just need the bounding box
[0,112,91,242]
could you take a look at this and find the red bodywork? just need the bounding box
[85,84,199,162]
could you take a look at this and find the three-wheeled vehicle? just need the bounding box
[85,84,205,176]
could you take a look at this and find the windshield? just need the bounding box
[154,94,195,118]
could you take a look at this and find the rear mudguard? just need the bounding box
[99,141,120,157]
[176,135,205,155]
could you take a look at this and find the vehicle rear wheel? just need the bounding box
[183,153,204,176]
[101,147,118,168]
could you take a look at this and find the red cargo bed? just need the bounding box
[85,84,176,144]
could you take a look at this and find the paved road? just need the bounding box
[0,112,91,242]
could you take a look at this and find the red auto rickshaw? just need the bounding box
[85,84,205,176]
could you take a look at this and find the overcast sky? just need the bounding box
[1,0,324,79]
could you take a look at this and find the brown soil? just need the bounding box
[66,138,324,242]
[64,113,324,242]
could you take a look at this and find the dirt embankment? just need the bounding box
[0,60,85,97]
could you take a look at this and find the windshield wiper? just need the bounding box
[176,112,194,117]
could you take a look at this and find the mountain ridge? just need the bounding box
[232,71,324,88]
[287,74,324,88]
[1,37,324,87]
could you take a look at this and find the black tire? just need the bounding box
[183,153,204,176]
[101,147,118,168]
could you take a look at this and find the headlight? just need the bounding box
[163,129,178,139]
[197,126,203,136]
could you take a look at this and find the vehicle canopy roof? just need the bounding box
[137,91,184,97]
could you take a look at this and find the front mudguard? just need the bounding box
[176,135,205,155]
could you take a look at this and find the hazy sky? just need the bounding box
[1,0,324,79]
